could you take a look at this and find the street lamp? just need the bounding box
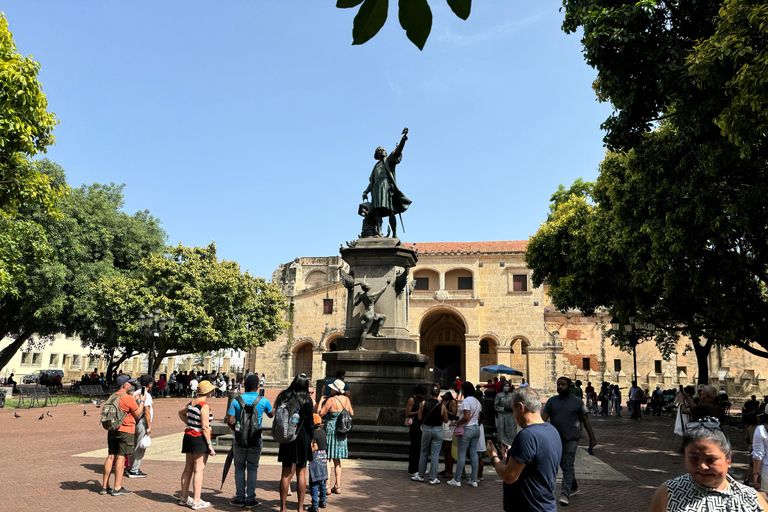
[137,310,176,376]
[610,316,656,383]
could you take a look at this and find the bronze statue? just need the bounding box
[362,128,412,238]
[354,280,391,350]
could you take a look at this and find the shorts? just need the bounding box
[181,433,209,454]
[107,430,135,456]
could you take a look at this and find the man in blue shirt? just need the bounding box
[487,386,562,512]
[226,374,273,509]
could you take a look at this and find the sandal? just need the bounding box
[331,487,341,494]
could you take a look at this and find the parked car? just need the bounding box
[22,369,64,384]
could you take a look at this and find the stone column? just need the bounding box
[204,356,212,373]
[167,356,175,374]
[185,356,193,372]
[222,357,231,375]
[97,358,106,374]
[132,357,141,376]
[465,334,480,384]
[81,356,90,373]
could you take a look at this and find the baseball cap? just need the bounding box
[116,375,137,388]
[139,375,154,386]
[313,413,322,426]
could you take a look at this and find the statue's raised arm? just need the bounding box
[392,127,408,159]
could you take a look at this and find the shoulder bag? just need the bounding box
[420,399,441,431]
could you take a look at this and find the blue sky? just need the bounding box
[3,2,612,279]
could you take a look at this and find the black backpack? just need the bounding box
[234,396,263,448]
[334,397,353,436]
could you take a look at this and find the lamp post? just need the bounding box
[610,316,656,382]
[137,310,176,377]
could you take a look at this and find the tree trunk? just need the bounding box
[692,334,713,385]
[107,351,136,382]
[150,347,169,378]
[0,330,34,373]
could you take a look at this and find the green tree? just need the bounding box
[548,177,594,213]
[0,14,65,295]
[82,243,289,378]
[0,163,167,373]
[337,0,471,50]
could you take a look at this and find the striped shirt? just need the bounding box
[185,401,213,437]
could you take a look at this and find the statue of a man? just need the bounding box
[362,128,412,238]
[354,280,391,351]
[494,380,518,445]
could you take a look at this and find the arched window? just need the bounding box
[480,339,490,354]
[521,340,528,355]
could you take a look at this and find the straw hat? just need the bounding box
[197,380,216,396]
[328,379,345,394]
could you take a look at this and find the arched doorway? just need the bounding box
[293,343,313,380]
[420,308,467,389]
[509,337,530,383]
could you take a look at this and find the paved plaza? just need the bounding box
[0,393,752,512]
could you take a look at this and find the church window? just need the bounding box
[480,339,490,354]
[414,277,429,290]
[582,358,590,371]
[614,359,621,372]
[457,276,473,290]
[512,275,528,292]
[654,360,662,374]
[323,298,333,315]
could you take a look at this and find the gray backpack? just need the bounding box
[100,393,129,431]
[272,402,301,444]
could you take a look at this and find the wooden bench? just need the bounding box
[17,385,59,408]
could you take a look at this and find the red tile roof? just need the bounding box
[406,241,528,255]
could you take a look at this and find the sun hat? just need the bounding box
[328,379,345,393]
[197,380,216,396]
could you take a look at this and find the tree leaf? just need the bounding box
[352,0,388,46]
[398,0,432,50]
[446,0,471,20]
[337,0,364,8]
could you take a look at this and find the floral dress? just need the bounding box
[325,411,348,459]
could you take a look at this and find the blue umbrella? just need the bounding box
[481,364,523,376]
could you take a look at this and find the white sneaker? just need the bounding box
[559,496,569,506]
[467,481,478,488]
[411,475,425,482]
[429,478,440,485]
[409,472,418,478]
[191,500,211,510]
[446,479,461,487]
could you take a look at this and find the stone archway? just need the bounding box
[419,308,467,388]
[509,337,530,384]
[292,342,314,380]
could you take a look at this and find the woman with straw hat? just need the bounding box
[319,378,354,494]
[178,379,217,510]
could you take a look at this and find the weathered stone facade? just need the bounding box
[249,242,768,397]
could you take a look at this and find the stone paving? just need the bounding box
[0,394,753,512]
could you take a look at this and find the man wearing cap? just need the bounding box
[127,375,154,479]
[226,374,274,509]
[101,375,145,496]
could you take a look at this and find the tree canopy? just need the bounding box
[79,243,289,377]
[0,14,65,296]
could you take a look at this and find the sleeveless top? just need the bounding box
[185,401,213,437]
[410,396,422,428]
[422,398,443,427]
[443,397,458,421]
[666,473,762,511]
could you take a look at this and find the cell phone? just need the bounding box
[141,386,146,395]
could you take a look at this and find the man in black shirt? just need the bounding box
[487,386,562,512]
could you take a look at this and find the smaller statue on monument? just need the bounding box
[361,127,412,239]
[354,280,391,351]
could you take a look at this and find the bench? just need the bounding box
[17,385,59,408]
[78,384,108,402]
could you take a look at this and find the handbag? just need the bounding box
[453,398,479,437]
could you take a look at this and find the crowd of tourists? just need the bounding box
[91,365,768,512]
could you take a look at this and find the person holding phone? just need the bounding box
[128,375,154,478]
[179,380,217,510]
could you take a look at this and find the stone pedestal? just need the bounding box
[322,238,430,415]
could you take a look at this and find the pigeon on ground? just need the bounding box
[38,413,45,420]
[83,410,88,416]
[46,411,52,417]
[14,412,20,418]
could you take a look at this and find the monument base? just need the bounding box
[322,350,430,411]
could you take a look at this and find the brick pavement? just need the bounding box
[0,397,753,512]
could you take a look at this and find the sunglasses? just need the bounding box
[686,416,722,432]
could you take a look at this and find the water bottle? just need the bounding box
[291,411,300,426]
[235,421,241,433]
